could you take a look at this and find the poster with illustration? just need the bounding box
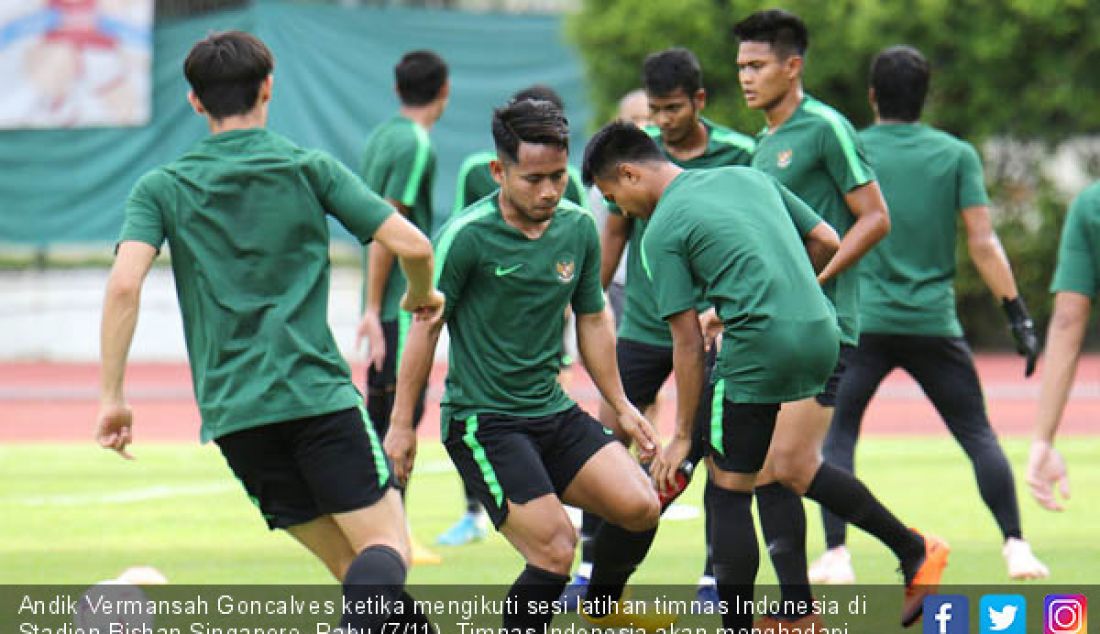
[0,0,152,128]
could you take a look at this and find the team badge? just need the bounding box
[555,258,575,283]
[777,149,793,169]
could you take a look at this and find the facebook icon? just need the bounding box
[924,595,970,634]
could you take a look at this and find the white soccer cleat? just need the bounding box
[1003,538,1050,580]
[807,546,856,584]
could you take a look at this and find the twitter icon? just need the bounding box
[981,595,1027,634]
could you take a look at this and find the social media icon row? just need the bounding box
[923,594,1087,633]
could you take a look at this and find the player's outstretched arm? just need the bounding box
[1028,291,1089,511]
[97,241,157,460]
[963,205,1039,375]
[817,181,890,284]
[370,210,439,313]
[386,309,444,486]
[651,309,705,494]
[576,308,658,459]
[600,212,630,289]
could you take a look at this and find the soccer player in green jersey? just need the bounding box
[734,10,947,628]
[94,31,441,632]
[583,120,842,633]
[817,45,1048,583]
[437,84,585,549]
[570,47,756,609]
[1029,183,1100,512]
[387,100,674,633]
[357,50,449,565]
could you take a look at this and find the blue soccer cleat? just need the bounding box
[692,583,720,613]
[435,512,488,546]
[558,573,589,612]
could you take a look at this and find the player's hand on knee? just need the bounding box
[617,404,658,461]
[95,402,135,460]
[1026,440,1070,512]
[355,310,387,372]
[384,424,418,486]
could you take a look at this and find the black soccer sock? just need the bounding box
[702,485,715,580]
[804,463,925,579]
[462,478,482,515]
[960,434,1023,540]
[503,564,570,632]
[757,482,813,617]
[340,545,407,633]
[706,481,758,632]
[579,511,603,573]
[584,521,658,616]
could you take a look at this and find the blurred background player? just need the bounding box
[95,31,440,632]
[437,84,586,548]
[357,49,450,565]
[584,121,841,634]
[566,47,756,610]
[735,10,946,629]
[386,99,674,634]
[815,45,1048,584]
[1028,179,1100,512]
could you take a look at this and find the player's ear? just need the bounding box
[867,86,877,112]
[489,158,504,185]
[259,75,273,104]
[187,91,205,115]
[618,162,638,184]
[693,88,706,112]
[784,53,803,80]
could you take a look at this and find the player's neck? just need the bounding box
[400,104,441,131]
[651,164,685,208]
[663,120,708,162]
[497,193,551,239]
[207,110,266,134]
[764,84,804,130]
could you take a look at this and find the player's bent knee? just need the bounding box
[527,527,577,574]
[616,492,660,532]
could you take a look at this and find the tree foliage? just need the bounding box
[568,0,1100,347]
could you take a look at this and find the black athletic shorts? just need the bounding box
[365,316,426,437]
[444,405,616,528]
[616,338,674,408]
[704,384,781,474]
[814,344,856,407]
[215,406,393,530]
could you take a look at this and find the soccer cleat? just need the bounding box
[1003,537,1050,580]
[808,546,856,584]
[435,512,488,546]
[580,598,678,633]
[410,534,443,566]
[557,573,589,612]
[691,583,720,613]
[900,530,950,627]
[753,612,827,634]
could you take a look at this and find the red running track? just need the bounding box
[1,355,1097,443]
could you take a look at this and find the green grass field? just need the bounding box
[1,437,1095,586]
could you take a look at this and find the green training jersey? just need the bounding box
[751,96,875,345]
[617,117,755,348]
[643,168,840,403]
[452,151,586,215]
[434,194,605,428]
[858,123,990,337]
[360,115,436,321]
[1052,181,1100,298]
[118,128,394,442]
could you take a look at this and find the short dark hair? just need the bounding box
[870,45,930,122]
[183,31,273,119]
[491,99,570,164]
[395,50,448,106]
[511,84,565,110]
[643,48,702,97]
[732,9,809,59]
[582,120,665,186]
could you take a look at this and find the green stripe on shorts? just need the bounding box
[710,379,726,456]
[357,400,391,487]
[463,415,504,508]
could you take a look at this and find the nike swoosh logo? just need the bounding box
[495,264,523,276]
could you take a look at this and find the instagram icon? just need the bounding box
[1045,595,1088,634]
